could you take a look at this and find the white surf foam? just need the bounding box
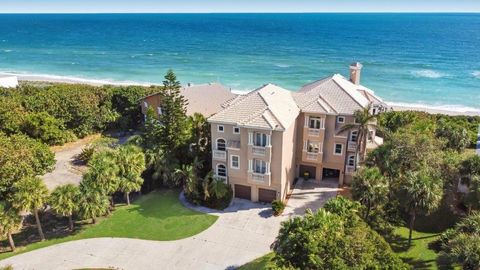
[387,101,480,116]
[411,69,445,79]
[472,70,480,78]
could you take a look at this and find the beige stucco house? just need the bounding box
[207,63,386,202]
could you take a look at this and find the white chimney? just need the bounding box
[349,62,363,85]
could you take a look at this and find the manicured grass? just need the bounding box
[238,253,275,270]
[389,227,441,270]
[0,189,217,260]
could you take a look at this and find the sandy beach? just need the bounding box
[4,72,479,117]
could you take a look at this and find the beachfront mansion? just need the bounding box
[140,63,386,203]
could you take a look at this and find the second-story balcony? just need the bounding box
[213,150,226,161]
[347,141,357,152]
[308,128,321,137]
[252,145,266,156]
[248,172,271,186]
[306,152,319,161]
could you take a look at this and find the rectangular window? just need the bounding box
[230,155,240,169]
[217,125,224,132]
[347,155,355,166]
[309,117,323,129]
[233,127,240,134]
[157,107,162,115]
[334,143,343,155]
[337,116,345,123]
[253,132,267,147]
[307,141,321,153]
[253,159,266,174]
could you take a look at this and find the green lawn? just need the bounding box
[0,189,217,260]
[238,253,275,270]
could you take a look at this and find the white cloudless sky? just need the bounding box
[1,0,479,13]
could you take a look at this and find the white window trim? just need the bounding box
[157,107,162,115]
[217,125,224,133]
[334,143,344,156]
[143,101,148,108]
[350,131,358,142]
[216,138,226,151]
[233,126,240,134]
[216,163,227,177]
[347,154,356,167]
[337,116,345,124]
[230,155,240,169]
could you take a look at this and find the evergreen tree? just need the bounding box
[157,70,191,160]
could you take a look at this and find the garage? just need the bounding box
[234,184,251,200]
[258,188,277,203]
[299,165,316,179]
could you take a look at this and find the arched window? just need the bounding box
[350,131,358,142]
[216,138,226,151]
[347,155,355,167]
[217,164,227,177]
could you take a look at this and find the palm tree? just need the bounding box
[202,171,214,200]
[351,167,388,220]
[11,176,49,241]
[175,164,201,199]
[78,180,109,224]
[400,171,443,245]
[84,150,120,210]
[0,204,21,252]
[152,150,177,187]
[49,184,80,231]
[208,178,229,199]
[116,145,146,205]
[337,104,380,163]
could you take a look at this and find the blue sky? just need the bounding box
[1,0,480,13]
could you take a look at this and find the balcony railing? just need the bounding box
[306,152,319,161]
[250,172,270,185]
[213,150,226,161]
[347,141,357,152]
[308,128,321,137]
[215,175,227,182]
[252,146,266,156]
[345,166,356,175]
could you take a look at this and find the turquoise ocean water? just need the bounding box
[0,13,479,111]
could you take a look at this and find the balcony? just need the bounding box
[308,128,321,137]
[252,146,266,156]
[249,172,271,185]
[347,141,357,152]
[213,150,226,161]
[306,152,319,161]
[214,175,228,182]
[345,166,356,175]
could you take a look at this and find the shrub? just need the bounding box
[204,181,233,210]
[271,200,286,216]
[78,146,96,163]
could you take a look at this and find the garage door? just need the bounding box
[258,188,276,203]
[235,184,251,200]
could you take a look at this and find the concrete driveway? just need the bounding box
[0,181,339,270]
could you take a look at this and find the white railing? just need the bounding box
[213,150,226,161]
[308,128,321,137]
[306,152,318,161]
[347,141,357,152]
[252,146,266,156]
[345,166,356,175]
[215,175,227,182]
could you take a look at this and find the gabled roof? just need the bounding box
[208,84,300,131]
[295,74,384,115]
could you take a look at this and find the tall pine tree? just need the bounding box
[158,70,191,161]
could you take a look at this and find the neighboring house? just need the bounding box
[208,63,386,203]
[0,75,18,88]
[139,82,237,118]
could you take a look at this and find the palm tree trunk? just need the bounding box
[110,196,115,209]
[68,215,74,231]
[126,192,130,205]
[34,209,45,241]
[408,212,416,246]
[7,232,15,252]
[92,217,96,224]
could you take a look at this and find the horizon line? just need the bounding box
[1,11,480,15]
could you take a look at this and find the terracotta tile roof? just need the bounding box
[208,84,300,131]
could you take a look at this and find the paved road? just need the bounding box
[42,144,85,190]
[0,181,339,270]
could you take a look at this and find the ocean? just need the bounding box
[0,13,479,112]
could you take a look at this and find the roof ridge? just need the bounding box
[263,108,284,130]
[331,76,365,109]
[318,94,338,114]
